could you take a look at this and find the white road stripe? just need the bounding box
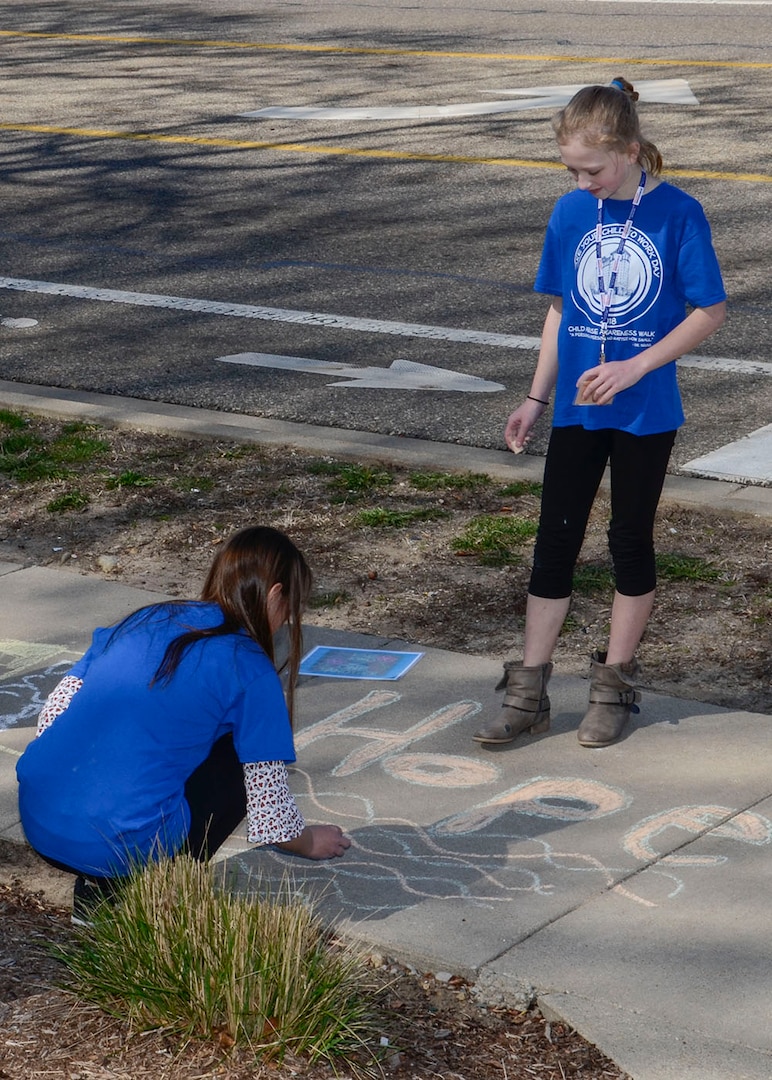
[0,276,768,375]
[677,356,772,376]
[0,276,537,349]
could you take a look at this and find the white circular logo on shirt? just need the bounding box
[573,225,662,327]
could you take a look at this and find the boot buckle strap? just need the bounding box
[502,693,549,715]
[589,688,641,708]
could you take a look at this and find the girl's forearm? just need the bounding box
[530,300,562,400]
[632,302,726,378]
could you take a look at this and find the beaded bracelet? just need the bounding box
[527,394,550,406]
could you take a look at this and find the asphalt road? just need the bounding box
[1,0,771,474]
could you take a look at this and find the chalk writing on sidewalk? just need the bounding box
[0,646,73,731]
[435,777,632,833]
[295,691,483,778]
[0,640,71,682]
[276,691,772,912]
[624,806,772,866]
[4,657,770,912]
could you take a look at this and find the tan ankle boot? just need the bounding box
[473,661,553,745]
[577,651,641,748]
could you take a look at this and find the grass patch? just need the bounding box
[656,552,723,583]
[52,425,110,463]
[0,429,67,481]
[106,471,158,490]
[307,460,344,477]
[0,409,29,430]
[46,490,90,513]
[308,589,352,608]
[408,471,491,491]
[559,611,585,636]
[0,415,108,481]
[354,506,449,528]
[56,856,378,1069]
[498,480,543,499]
[0,430,43,456]
[572,562,615,595]
[219,446,255,461]
[309,461,394,499]
[451,514,538,566]
[570,554,725,592]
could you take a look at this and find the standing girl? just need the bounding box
[17,525,350,922]
[473,77,726,749]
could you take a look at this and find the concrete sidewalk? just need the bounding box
[2,559,771,1080]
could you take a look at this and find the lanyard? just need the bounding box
[596,170,646,362]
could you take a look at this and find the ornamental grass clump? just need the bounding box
[56,855,378,1068]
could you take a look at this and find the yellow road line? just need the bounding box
[1,28,771,70]
[1,121,770,182]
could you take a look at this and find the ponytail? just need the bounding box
[552,76,663,176]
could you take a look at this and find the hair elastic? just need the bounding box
[527,395,550,406]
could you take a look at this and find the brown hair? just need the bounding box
[552,77,663,177]
[153,526,312,722]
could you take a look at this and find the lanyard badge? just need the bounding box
[575,170,647,406]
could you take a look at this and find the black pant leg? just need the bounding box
[608,429,676,595]
[529,426,612,598]
[183,733,247,861]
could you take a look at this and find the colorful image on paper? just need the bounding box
[299,646,423,681]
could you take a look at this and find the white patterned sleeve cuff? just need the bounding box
[36,675,84,737]
[244,760,306,845]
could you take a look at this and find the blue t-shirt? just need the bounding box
[16,602,295,876]
[534,181,726,434]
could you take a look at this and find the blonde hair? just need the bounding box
[552,77,663,176]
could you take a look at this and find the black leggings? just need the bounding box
[183,732,247,861]
[529,425,676,600]
[41,733,247,881]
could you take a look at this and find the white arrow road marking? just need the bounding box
[486,79,699,105]
[682,425,772,485]
[240,79,698,121]
[217,353,506,392]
